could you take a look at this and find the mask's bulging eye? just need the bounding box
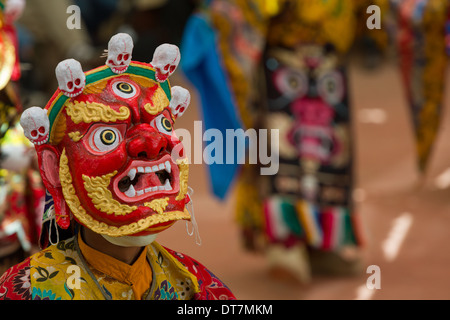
[89,126,123,153]
[151,114,173,136]
[112,80,139,99]
[161,117,172,131]
[101,129,116,145]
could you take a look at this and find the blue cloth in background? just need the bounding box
[181,13,244,200]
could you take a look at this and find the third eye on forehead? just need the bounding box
[118,82,132,93]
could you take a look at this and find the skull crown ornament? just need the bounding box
[19,33,192,237]
[56,59,86,97]
[169,86,191,118]
[19,106,50,145]
[106,33,134,74]
[151,43,181,82]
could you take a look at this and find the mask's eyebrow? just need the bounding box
[143,86,169,116]
[65,101,131,124]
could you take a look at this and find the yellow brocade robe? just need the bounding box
[28,235,200,300]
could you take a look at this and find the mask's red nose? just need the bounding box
[126,124,167,159]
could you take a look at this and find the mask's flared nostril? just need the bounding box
[126,126,167,159]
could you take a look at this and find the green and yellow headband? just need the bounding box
[20,33,190,147]
[46,62,172,137]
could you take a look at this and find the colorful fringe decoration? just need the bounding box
[296,200,322,249]
[263,197,361,251]
[263,198,288,243]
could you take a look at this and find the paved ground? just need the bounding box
[158,60,450,300]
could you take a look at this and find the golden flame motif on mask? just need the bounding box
[59,149,191,236]
[144,197,169,214]
[68,131,83,142]
[83,172,137,215]
[176,158,189,201]
[65,101,130,124]
[144,87,169,115]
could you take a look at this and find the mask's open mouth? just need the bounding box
[114,155,180,202]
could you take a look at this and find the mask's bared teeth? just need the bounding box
[128,168,136,181]
[124,184,136,197]
[165,161,171,174]
[163,179,171,190]
[118,157,177,200]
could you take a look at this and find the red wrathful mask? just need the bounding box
[20,33,192,238]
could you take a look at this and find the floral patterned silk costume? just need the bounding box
[0,233,235,300]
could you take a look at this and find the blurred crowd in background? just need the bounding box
[0,0,449,297]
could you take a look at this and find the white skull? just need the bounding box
[19,106,50,146]
[106,33,133,74]
[5,0,25,24]
[151,44,180,82]
[55,59,86,97]
[169,86,190,118]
